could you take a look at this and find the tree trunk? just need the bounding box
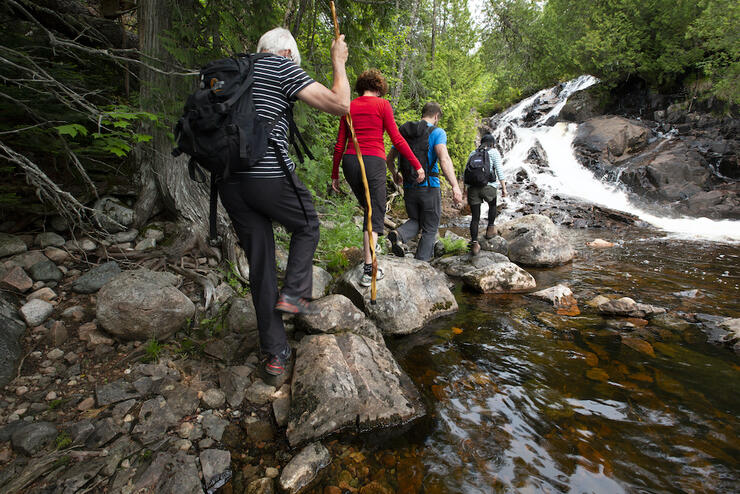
[391,0,421,106]
[135,0,249,277]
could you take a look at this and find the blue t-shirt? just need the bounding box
[405,122,447,189]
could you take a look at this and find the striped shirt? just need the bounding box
[235,54,315,179]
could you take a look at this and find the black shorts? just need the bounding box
[342,154,386,234]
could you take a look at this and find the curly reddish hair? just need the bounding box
[355,69,388,96]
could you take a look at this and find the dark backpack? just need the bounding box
[172,53,313,241]
[464,146,494,186]
[398,120,438,185]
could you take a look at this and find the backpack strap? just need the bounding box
[208,172,219,242]
[271,139,309,224]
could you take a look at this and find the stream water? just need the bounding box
[309,229,739,493]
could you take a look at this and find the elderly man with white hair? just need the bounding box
[217,27,350,379]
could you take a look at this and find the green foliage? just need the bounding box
[55,431,72,450]
[143,339,164,363]
[220,260,249,296]
[48,398,65,410]
[439,236,468,255]
[198,303,230,337]
[176,337,204,358]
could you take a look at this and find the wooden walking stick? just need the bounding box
[331,1,378,304]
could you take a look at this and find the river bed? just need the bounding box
[307,228,739,493]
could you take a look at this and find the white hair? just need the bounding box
[256,27,301,66]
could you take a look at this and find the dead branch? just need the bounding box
[169,263,216,309]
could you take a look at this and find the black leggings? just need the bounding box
[470,196,497,242]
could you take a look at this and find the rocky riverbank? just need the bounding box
[1,211,738,494]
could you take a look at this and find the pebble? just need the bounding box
[202,389,226,409]
[77,397,95,411]
[123,414,134,423]
[15,386,29,396]
[176,439,192,451]
[45,391,58,401]
[121,459,131,469]
[178,422,194,439]
[265,467,279,478]
[47,348,64,360]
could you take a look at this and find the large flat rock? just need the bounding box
[335,256,457,335]
[497,214,575,267]
[287,333,424,447]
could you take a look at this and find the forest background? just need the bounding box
[1,0,737,272]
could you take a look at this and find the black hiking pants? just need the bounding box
[397,186,441,261]
[217,173,319,357]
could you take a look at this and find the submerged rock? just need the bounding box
[287,333,424,447]
[96,269,194,341]
[597,297,666,318]
[531,284,577,307]
[497,214,575,267]
[279,442,331,494]
[335,256,457,335]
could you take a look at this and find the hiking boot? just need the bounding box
[275,293,318,315]
[263,346,293,378]
[387,230,405,257]
[485,225,496,239]
[470,241,481,256]
[360,267,385,287]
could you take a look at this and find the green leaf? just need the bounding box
[55,124,88,138]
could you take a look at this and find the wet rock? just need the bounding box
[673,289,701,298]
[462,259,537,294]
[243,416,274,443]
[0,233,28,258]
[586,238,614,248]
[247,478,275,494]
[226,297,259,335]
[531,284,577,308]
[96,268,194,341]
[11,421,57,455]
[202,388,226,409]
[335,255,457,335]
[27,286,57,302]
[695,314,740,351]
[35,232,65,248]
[497,214,575,267]
[19,298,53,326]
[297,294,383,342]
[132,451,204,494]
[586,295,610,308]
[574,116,651,158]
[598,297,666,318]
[434,250,511,277]
[95,379,141,406]
[245,380,276,405]
[202,412,229,441]
[219,365,253,408]
[93,196,134,233]
[200,449,232,491]
[72,261,121,294]
[478,235,508,255]
[585,367,609,382]
[279,442,331,494]
[650,313,692,333]
[1,266,33,292]
[559,85,604,122]
[133,395,178,445]
[287,333,424,447]
[312,265,333,299]
[621,336,656,357]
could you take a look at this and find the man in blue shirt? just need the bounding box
[386,102,463,261]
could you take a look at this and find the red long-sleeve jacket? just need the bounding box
[332,96,422,179]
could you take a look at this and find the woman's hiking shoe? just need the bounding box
[275,293,318,315]
[485,225,496,239]
[470,241,481,256]
[263,347,292,377]
[360,267,385,287]
[387,230,405,257]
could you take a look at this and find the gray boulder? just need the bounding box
[96,269,194,341]
[200,449,231,491]
[28,259,63,282]
[479,235,508,255]
[297,294,383,342]
[0,298,26,387]
[312,265,332,299]
[0,233,27,258]
[9,250,47,270]
[72,261,121,294]
[278,442,331,494]
[574,116,652,158]
[497,214,575,267]
[19,298,54,327]
[93,196,134,233]
[35,232,65,248]
[335,255,457,335]
[435,250,510,277]
[11,421,57,456]
[227,297,258,333]
[434,251,536,293]
[131,451,204,494]
[287,333,424,447]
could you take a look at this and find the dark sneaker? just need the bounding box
[470,241,481,256]
[275,293,318,315]
[387,230,405,257]
[485,225,496,239]
[263,346,292,377]
[360,267,385,287]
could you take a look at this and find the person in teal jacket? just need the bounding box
[466,133,507,255]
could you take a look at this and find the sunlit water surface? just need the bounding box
[308,228,739,493]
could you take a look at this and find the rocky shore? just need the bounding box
[1,209,738,494]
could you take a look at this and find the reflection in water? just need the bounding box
[310,231,739,493]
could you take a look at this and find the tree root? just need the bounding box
[169,263,216,309]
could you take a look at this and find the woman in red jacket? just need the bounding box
[332,69,425,286]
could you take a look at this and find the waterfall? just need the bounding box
[486,76,740,243]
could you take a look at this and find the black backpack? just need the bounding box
[172,53,313,241]
[464,146,494,186]
[398,120,438,185]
